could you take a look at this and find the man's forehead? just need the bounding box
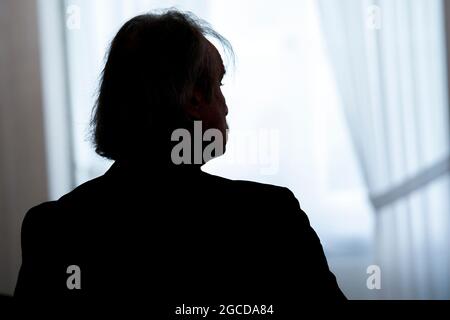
[205,39,225,73]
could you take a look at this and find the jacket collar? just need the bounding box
[104,159,202,179]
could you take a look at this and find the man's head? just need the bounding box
[92,10,232,162]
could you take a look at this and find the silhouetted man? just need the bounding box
[15,10,345,312]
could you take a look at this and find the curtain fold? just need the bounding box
[317,0,450,299]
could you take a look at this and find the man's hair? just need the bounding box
[91,9,232,160]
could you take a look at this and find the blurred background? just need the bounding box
[0,0,449,299]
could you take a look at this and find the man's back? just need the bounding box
[15,161,345,308]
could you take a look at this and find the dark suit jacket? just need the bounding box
[15,160,345,311]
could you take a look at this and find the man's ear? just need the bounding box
[183,87,205,121]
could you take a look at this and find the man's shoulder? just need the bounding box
[58,174,110,204]
[21,175,109,229]
[23,201,58,223]
[202,171,292,195]
[201,171,298,210]
[20,201,60,243]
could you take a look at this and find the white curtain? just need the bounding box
[318,0,450,299]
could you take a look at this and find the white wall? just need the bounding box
[0,0,49,296]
